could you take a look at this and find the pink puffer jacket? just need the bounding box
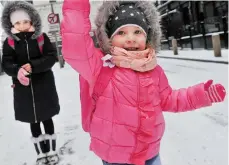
[61,0,212,164]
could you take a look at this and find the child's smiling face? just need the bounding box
[13,20,32,32]
[111,25,147,51]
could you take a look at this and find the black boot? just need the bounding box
[31,134,48,165]
[44,134,59,164]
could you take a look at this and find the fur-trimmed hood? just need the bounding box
[95,1,161,53]
[1,1,42,40]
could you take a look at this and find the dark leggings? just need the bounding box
[30,118,54,138]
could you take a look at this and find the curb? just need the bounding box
[157,56,228,64]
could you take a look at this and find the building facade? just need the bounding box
[155,1,228,50]
[1,1,228,51]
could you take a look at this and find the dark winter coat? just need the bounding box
[1,1,60,123]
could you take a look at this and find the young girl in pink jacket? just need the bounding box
[61,1,226,165]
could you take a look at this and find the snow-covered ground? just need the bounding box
[158,49,228,63]
[0,57,228,165]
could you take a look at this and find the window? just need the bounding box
[26,0,33,4]
[215,1,228,16]
[169,1,179,10]
[205,2,214,17]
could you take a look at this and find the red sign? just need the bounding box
[48,13,59,24]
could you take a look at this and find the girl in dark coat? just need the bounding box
[1,1,60,164]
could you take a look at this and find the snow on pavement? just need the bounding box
[0,58,228,165]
